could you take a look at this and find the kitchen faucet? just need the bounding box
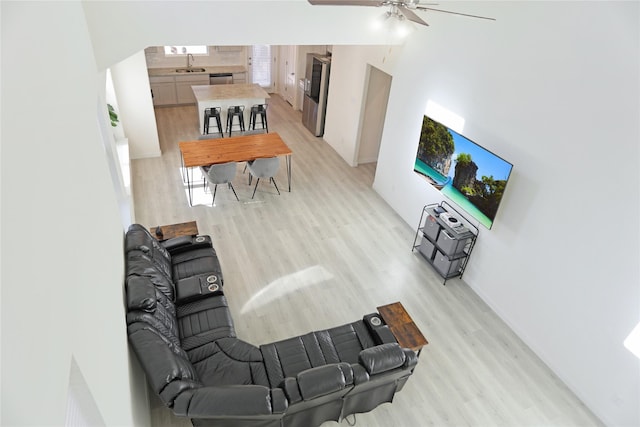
[187,53,194,69]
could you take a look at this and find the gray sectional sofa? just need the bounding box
[124,224,419,427]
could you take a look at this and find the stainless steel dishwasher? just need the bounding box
[209,73,233,85]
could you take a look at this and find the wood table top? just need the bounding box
[377,301,428,353]
[179,132,292,168]
[149,221,198,241]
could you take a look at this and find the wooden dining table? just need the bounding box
[179,132,292,205]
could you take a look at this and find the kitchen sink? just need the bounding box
[175,68,206,73]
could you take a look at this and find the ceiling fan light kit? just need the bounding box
[371,5,415,38]
[308,0,495,29]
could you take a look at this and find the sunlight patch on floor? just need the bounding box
[240,265,334,314]
[181,166,239,207]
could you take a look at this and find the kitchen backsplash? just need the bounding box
[144,46,246,69]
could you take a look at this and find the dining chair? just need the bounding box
[200,162,239,205]
[198,133,225,141]
[240,129,267,136]
[237,129,265,176]
[246,157,280,199]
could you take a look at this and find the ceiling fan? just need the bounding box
[307,0,495,27]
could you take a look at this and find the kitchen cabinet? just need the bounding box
[150,76,177,106]
[175,75,210,104]
[148,67,249,106]
[217,46,244,52]
[232,72,247,84]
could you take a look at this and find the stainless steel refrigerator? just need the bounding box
[302,54,331,137]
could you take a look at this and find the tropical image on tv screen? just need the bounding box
[414,115,513,229]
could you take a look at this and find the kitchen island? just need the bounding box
[192,83,270,134]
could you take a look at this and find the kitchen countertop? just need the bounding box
[148,65,247,77]
[192,84,270,102]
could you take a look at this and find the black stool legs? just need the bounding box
[203,107,223,137]
[249,104,268,133]
[226,105,245,137]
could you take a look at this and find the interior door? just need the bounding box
[281,45,297,106]
[357,65,392,165]
[247,45,275,93]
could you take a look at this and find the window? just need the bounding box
[251,45,272,87]
[164,45,208,55]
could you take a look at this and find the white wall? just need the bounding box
[370,2,639,426]
[111,51,161,159]
[3,1,637,426]
[1,1,148,426]
[324,45,403,165]
[82,1,399,72]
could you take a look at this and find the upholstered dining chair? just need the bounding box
[198,133,225,141]
[241,129,266,174]
[240,128,267,136]
[246,157,280,199]
[200,162,239,205]
[239,129,267,174]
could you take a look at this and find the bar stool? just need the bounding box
[249,104,269,133]
[226,105,245,137]
[203,107,223,137]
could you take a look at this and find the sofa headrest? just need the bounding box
[358,343,406,375]
[126,251,176,301]
[126,224,172,262]
[126,276,157,313]
[126,224,155,252]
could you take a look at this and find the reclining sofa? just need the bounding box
[124,224,419,427]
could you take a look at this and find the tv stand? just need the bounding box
[412,202,478,284]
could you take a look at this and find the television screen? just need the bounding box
[414,115,513,229]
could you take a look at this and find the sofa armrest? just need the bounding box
[175,273,222,304]
[173,385,287,417]
[162,235,213,255]
[403,348,419,370]
[286,363,353,401]
[363,313,397,345]
[358,343,406,376]
[371,325,398,345]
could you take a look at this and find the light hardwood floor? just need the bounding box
[131,95,603,427]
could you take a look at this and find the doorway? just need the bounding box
[356,65,392,166]
[280,45,297,106]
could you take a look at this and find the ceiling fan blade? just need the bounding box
[398,6,429,26]
[416,6,496,21]
[308,0,385,6]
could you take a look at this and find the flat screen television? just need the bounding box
[413,115,513,229]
